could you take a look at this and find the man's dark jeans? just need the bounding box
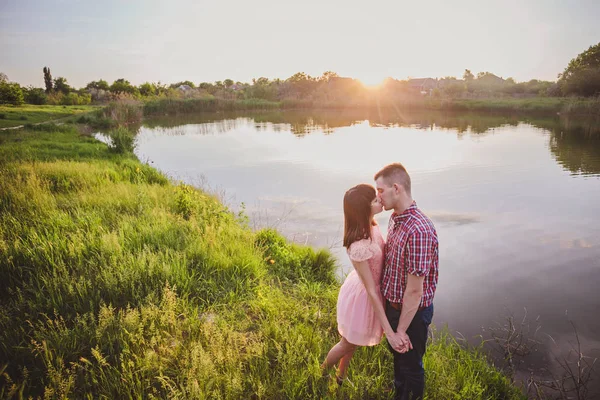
[385,302,434,400]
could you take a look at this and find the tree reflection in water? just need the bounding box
[142,110,600,176]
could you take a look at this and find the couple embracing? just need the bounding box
[322,163,439,400]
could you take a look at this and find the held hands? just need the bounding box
[387,330,413,353]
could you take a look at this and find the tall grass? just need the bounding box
[140,96,600,118]
[143,98,281,116]
[0,125,524,398]
[560,96,600,116]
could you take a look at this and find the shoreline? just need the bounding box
[1,97,597,130]
[141,96,600,117]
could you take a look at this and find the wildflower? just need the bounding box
[269,259,275,264]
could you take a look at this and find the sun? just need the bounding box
[357,75,384,88]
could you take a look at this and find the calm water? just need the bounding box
[123,110,600,385]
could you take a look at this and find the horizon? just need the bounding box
[1,0,599,88]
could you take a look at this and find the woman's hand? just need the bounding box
[387,330,413,353]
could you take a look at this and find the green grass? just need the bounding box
[0,124,525,399]
[0,105,99,129]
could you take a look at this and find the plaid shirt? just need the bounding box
[381,201,439,307]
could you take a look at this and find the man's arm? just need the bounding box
[396,273,424,333]
[396,229,432,334]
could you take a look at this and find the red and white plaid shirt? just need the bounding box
[381,201,439,307]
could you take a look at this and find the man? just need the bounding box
[375,163,439,400]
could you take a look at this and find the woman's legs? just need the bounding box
[337,346,357,380]
[321,337,358,380]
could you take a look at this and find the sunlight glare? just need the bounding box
[357,75,384,88]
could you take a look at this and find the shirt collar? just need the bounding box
[391,201,417,224]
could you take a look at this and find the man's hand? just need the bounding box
[396,330,413,353]
[388,330,413,353]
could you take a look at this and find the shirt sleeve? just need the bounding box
[406,231,434,276]
[348,240,374,262]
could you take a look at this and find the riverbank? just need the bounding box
[2,97,597,131]
[0,104,98,129]
[0,123,525,398]
[141,96,600,117]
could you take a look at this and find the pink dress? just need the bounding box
[336,225,385,346]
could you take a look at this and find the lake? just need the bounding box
[117,109,600,387]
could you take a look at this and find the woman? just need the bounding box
[321,184,408,385]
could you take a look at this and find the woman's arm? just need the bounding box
[351,259,408,351]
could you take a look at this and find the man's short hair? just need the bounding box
[374,163,411,195]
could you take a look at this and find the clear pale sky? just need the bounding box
[1,0,599,88]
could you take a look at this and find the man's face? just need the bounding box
[375,177,396,211]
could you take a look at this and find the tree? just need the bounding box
[0,81,24,105]
[442,80,466,97]
[86,80,109,91]
[23,86,47,105]
[198,82,217,94]
[0,72,7,83]
[53,77,71,94]
[169,80,196,89]
[252,77,270,86]
[286,72,314,83]
[285,72,318,98]
[224,79,234,88]
[558,42,600,96]
[43,67,53,93]
[245,78,277,100]
[109,78,139,96]
[320,71,339,82]
[138,82,157,96]
[462,69,474,81]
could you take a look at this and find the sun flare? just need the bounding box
[357,75,384,88]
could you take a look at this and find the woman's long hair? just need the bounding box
[343,184,377,248]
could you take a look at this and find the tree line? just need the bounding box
[1,42,598,106]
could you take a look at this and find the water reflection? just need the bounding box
[547,116,600,176]
[144,111,600,176]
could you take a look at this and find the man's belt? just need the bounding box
[388,301,426,312]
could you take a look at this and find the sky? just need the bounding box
[1,0,599,88]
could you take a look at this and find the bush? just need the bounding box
[42,92,91,106]
[0,81,24,105]
[254,228,337,284]
[101,101,143,127]
[45,91,64,105]
[60,92,92,106]
[24,86,48,105]
[174,184,196,220]
[107,127,136,153]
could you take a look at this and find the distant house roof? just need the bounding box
[177,84,193,91]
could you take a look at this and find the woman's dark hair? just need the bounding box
[343,184,377,248]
